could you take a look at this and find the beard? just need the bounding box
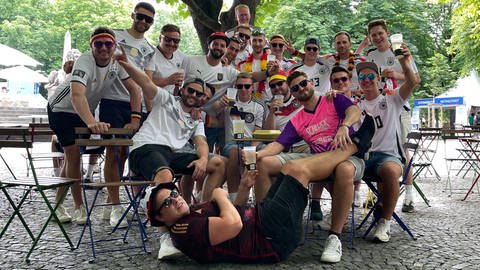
[209,49,225,60]
[296,88,314,102]
[134,22,150,34]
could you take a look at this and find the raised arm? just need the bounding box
[208,188,243,245]
[398,45,416,100]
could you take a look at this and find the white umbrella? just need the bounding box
[0,43,42,67]
[62,31,71,65]
[0,65,48,83]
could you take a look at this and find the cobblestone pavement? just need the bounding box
[1,142,480,269]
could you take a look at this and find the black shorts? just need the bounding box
[48,105,87,147]
[100,98,131,138]
[259,174,309,260]
[129,144,199,181]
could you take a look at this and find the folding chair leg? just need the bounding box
[392,212,416,240]
[412,182,430,206]
[463,175,480,201]
[26,187,75,262]
[0,188,35,241]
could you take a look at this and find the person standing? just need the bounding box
[48,27,141,225]
[101,2,156,227]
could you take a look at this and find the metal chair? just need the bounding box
[0,126,78,262]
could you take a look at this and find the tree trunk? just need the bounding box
[183,0,260,53]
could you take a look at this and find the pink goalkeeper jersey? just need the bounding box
[276,94,353,153]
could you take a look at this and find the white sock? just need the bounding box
[86,164,95,177]
[354,191,361,200]
[53,167,61,177]
[405,184,413,196]
[229,192,237,202]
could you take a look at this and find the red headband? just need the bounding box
[89,33,116,48]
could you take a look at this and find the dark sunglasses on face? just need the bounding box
[93,41,115,49]
[135,12,154,24]
[271,43,284,49]
[238,32,251,40]
[187,87,206,97]
[305,46,318,52]
[162,35,180,44]
[290,79,309,92]
[158,189,179,211]
[332,76,349,84]
[269,81,285,89]
[236,84,252,90]
[358,73,376,81]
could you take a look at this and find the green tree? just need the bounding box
[450,0,480,74]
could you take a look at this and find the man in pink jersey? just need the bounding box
[143,114,375,263]
[254,70,364,263]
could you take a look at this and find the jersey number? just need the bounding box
[313,77,320,87]
[374,115,383,129]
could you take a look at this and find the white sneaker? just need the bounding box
[373,218,390,243]
[158,232,182,260]
[55,205,72,223]
[320,234,342,263]
[318,214,332,231]
[110,206,128,228]
[102,206,111,220]
[73,204,87,225]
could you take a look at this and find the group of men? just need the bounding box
[47,2,420,265]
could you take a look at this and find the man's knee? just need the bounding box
[378,162,402,183]
[283,159,309,178]
[334,161,355,184]
[207,155,226,173]
[153,167,174,183]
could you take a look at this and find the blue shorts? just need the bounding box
[48,105,87,147]
[365,151,403,176]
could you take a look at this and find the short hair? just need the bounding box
[235,24,251,33]
[236,72,253,82]
[205,83,216,97]
[235,4,250,14]
[91,27,115,38]
[333,31,351,42]
[135,2,155,14]
[161,24,181,35]
[287,71,308,86]
[330,66,350,80]
[229,37,241,45]
[367,19,388,33]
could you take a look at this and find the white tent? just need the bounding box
[0,65,48,83]
[0,43,42,67]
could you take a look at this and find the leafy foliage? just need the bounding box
[450,0,480,75]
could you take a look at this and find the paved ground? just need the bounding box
[1,140,480,269]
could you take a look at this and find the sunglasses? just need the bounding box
[305,46,319,52]
[158,189,179,211]
[93,40,115,49]
[135,12,154,24]
[162,35,180,44]
[238,32,251,40]
[271,43,284,49]
[187,87,205,97]
[269,81,285,89]
[358,73,376,81]
[290,79,309,92]
[236,84,252,90]
[332,76,349,84]
[252,27,265,36]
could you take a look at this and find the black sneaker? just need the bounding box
[402,202,415,213]
[351,112,376,159]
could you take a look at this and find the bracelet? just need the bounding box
[340,124,349,128]
[265,70,270,77]
[131,112,142,119]
[131,111,142,115]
